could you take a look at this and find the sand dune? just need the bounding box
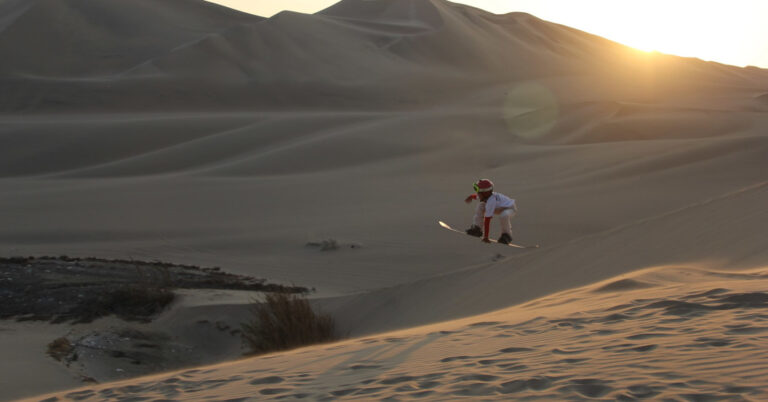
[1,0,767,400]
[3,0,766,112]
[327,181,768,336]
[0,0,259,77]
[28,265,768,400]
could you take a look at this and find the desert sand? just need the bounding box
[1,0,767,400]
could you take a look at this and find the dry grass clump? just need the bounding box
[47,337,73,361]
[241,292,337,355]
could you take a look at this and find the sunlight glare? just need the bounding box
[208,0,768,68]
[502,82,559,140]
[469,0,768,67]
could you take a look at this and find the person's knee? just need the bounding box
[500,209,515,218]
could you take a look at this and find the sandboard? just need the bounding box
[439,221,540,249]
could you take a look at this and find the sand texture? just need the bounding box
[28,266,768,401]
[1,0,767,400]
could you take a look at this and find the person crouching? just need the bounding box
[464,179,517,244]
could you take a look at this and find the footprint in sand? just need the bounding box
[560,358,590,364]
[63,390,96,401]
[626,332,673,340]
[598,313,632,323]
[602,342,657,352]
[725,325,768,334]
[440,355,473,363]
[96,389,117,398]
[450,382,498,397]
[354,386,387,395]
[499,346,533,353]
[497,363,528,371]
[428,330,459,335]
[258,388,292,395]
[623,384,663,399]
[395,384,418,392]
[417,380,441,389]
[407,390,435,398]
[478,358,513,365]
[348,363,382,370]
[380,375,419,385]
[161,377,181,384]
[549,318,589,329]
[330,387,359,396]
[455,374,500,382]
[551,347,587,355]
[560,378,613,398]
[498,376,556,394]
[630,344,658,352]
[646,300,713,317]
[692,337,734,347]
[249,375,285,385]
[379,373,446,387]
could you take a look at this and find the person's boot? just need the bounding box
[497,233,512,244]
[465,225,482,237]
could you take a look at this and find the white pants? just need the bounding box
[473,202,516,236]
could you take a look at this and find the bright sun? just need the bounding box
[606,2,717,55]
[468,0,768,68]
[510,0,767,67]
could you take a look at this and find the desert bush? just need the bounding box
[47,337,73,361]
[241,292,337,355]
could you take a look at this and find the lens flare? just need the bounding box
[502,82,559,139]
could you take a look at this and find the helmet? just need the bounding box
[473,179,493,193]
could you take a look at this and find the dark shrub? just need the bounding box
[47,337,73,361]
[242,292,337,355]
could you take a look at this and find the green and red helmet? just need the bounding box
[473,179,493,193]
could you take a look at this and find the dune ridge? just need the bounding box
[1,0,766,112]
[0,0,260,78]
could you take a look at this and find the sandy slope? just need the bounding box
[28,265,768,400]
[0,0,260,77]
[1,0,767,399]
[3,0,765,112]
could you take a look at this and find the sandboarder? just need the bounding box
[464,179,517,244]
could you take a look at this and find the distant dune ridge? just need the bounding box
[1,0,767,111]
[0,0,260,77]
[2,0,768,400]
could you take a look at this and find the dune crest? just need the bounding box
[0,0,260,78]
[2,0,766,111]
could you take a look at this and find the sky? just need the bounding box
[208,0,768,69]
